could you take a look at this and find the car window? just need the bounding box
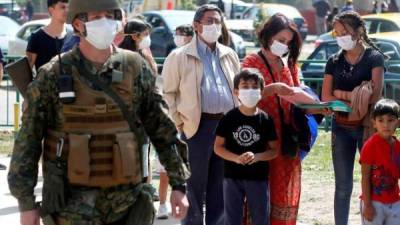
[148,15,165,29]
[326,43,340,58]
[376,41,399,60]
[243,7,257,19]
[377,21,399,33]
[264,5,301,19]
[18,25,43,41]
[368,20,379,34]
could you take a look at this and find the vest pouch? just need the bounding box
[68,134,91,185]
[113,132,142,185]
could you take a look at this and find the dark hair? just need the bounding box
[372,99,400,119]
[176,24,194,36]
[193,4,223,22]
[119,18,151,51]
[257,13,302,71]
[218,21,231,46]
[233,70,264,91]
[47,0,68,8]
[333,11,388,60]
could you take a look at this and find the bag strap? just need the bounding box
[72,55,144,178]
[257,51,286,124]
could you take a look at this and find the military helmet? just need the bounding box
[67,0,120,23]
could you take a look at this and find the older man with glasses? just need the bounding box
[162,4,241,225]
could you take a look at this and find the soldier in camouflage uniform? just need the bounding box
[7,0,190,225]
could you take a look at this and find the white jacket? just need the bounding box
[162,36,240,138]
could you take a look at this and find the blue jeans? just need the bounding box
[223,178,269,225]
[332,122,364,225]
[181,118,224,225]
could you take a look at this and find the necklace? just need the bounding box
[342,47,365,78]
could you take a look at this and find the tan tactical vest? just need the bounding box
[43,50,143,188]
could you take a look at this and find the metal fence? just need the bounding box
[1,57,400,129]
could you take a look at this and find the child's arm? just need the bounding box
[249,140,279,164]
[361,163,375,221]
[214,136,243,165]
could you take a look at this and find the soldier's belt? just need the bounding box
[44,130,142,188]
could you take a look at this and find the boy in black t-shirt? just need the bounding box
[214,70,278,225]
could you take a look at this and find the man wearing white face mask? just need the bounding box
[8,1,190,225]
[162,4,240,225]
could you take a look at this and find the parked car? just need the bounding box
[224,19,254,42]
[241,3,308,40]
[208,0,252,19]
[0,0,24,23]
[7,19,50,56]
[301,32,400,99]
[0,15,20,56]
[315,13,400,47]
[143,10,246,58]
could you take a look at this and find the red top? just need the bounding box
[360,133,400,204]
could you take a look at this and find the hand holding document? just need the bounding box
[279,87,352,113]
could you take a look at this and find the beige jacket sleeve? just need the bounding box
[162,51,183,127]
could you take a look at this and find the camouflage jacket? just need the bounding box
[7,46,189,212]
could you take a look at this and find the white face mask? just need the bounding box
[174,35,186,47]
[85,18,118,50]
[270,40,289,57]
[336,35,357,50]
[201,24,221,44]
[139,35,151,49]
[238,89,261,108]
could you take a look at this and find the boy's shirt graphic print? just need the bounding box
[233,125,260,147]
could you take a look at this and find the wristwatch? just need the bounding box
[172,184,187,194]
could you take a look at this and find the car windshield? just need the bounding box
[0,16,19,36]
[264,5,302,19]
[162,12,195,31]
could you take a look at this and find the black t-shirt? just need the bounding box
[325,48,385,91]
[26,28,65,70]
[216,108,277,180]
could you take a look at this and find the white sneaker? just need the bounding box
[157,204,169,219]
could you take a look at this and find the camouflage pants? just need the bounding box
[53,183,155,225]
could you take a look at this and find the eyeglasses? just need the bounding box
[199,18,222,25]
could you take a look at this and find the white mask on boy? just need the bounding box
[238,89,261,108]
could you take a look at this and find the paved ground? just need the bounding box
[0,157,181,225]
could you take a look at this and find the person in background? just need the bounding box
[382,0,390,12]
[359,99,400,225]
[119,18,159,202]
[341,0,355,13]
[119,18,157,74]
[214,70,278,225]
[372,1,379,13]
[313,0,331,34]
[321,11,385,225]
[156,23,194,220]
[26,0,34,21]
[326,6,339,31]
[388,0,399,12]
[163,4,241,225]
[26,0,68,70]
[174,24,194,48]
